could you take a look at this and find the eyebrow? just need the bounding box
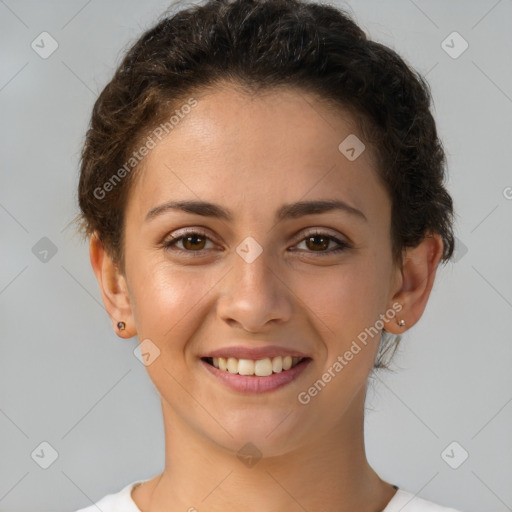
[145,199,368,223]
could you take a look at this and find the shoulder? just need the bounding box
[72,480,145,512]
[384,489,463,512]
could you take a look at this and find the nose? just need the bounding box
[216,245,293,332]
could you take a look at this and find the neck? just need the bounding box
[133,386,397,512]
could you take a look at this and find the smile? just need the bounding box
[202,355,305,376]
[200,356,312,393]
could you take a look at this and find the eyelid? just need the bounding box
[165,227,213,242]
[293,227,348,244]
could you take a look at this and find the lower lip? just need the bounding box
[200,358,312,393]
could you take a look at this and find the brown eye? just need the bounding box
[294,231,350,255]
[180,234,207,250]
[164,231,213,254]
[305,234,330,251]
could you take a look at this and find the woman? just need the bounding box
[74,0,462,510]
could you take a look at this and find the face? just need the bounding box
[119,85,401,455]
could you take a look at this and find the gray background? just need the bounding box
[1,0,511,511]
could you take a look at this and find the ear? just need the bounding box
[89,232,136,339]
[386,232,445,334]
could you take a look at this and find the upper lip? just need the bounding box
[202,345,310,360]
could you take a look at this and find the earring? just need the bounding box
[117,321,126,331]
[397,319,406,327]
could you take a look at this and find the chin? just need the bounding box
[205,408,315,459]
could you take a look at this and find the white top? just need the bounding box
[74,479,463,512]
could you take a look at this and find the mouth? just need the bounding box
[200,354,313,393]
[201,355,308,377]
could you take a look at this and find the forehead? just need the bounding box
[127,85,388,224]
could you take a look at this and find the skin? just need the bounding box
[90,84,444,512]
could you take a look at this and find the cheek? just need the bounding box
[130,263,207,341]
[127,261,214,392]
[126,248,229,366]
[299,257,388,341]
[292,261,389,418]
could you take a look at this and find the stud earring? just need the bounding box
[397,319,406,327]
[117,321,126,331]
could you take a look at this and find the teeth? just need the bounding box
[254,358,273,377]
[238,359,255,376]
[227,357,238,374]
[272,356,283,373]
[209,355,303,376]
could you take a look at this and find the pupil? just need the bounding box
[306,235,328,251]
[184,235,205,250]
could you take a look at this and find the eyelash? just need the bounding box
[163,229,350,257]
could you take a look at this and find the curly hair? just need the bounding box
[77,0,455,370]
